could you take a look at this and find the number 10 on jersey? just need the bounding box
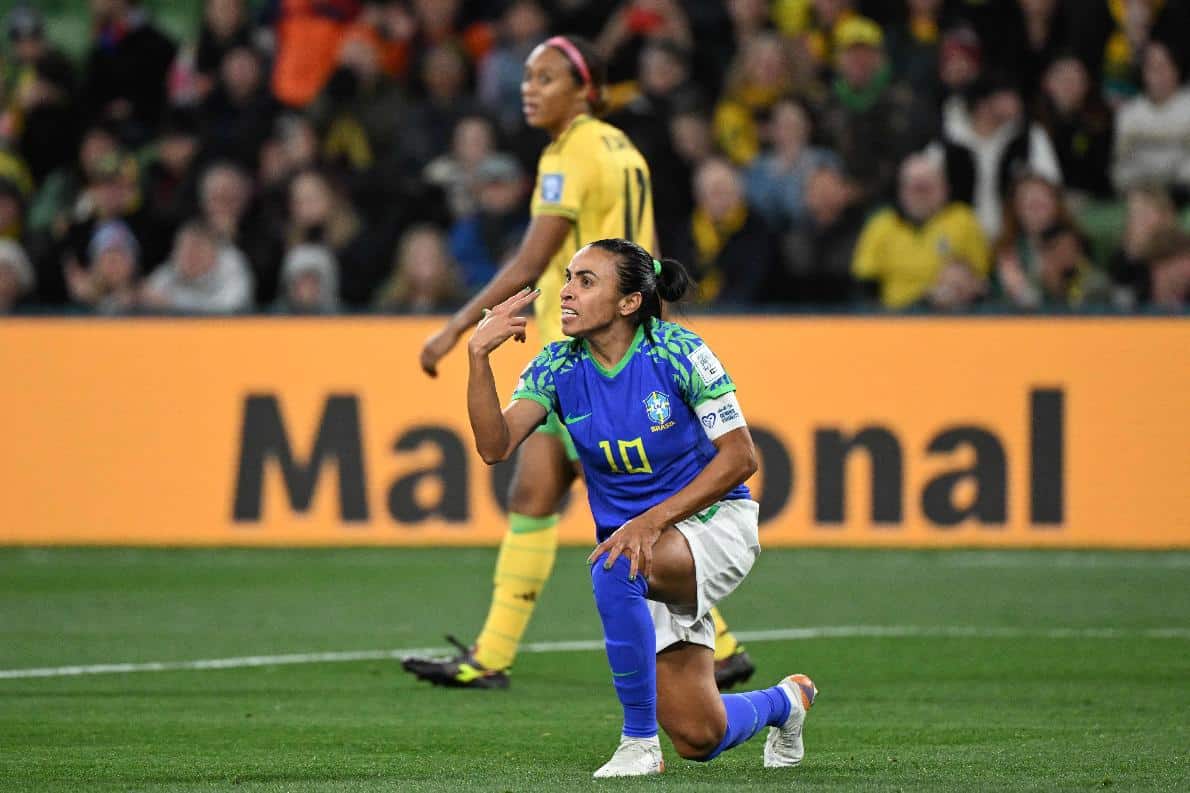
[598,437,653,474]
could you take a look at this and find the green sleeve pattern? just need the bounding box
[649,320,737,407]
[511,341,574,414]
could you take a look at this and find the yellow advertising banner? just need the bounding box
[0,318,1187,547]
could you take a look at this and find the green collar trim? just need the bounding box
[583,323,646,379]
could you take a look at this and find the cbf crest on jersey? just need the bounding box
[644,391,671,424]
[541,173,564,203]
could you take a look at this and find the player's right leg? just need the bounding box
[401,424,574,688]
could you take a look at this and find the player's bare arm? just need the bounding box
[466,287,546,463]
[420,215,572,377]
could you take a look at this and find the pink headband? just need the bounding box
[545,35,597,104]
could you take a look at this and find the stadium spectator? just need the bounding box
[64,218,140,314]
[885,0,947,98]
[314,28,418,180]
[994,172,1103,309]
[608,39,703,256]
[198,161,282,304]
[448,154,527,293]
[5,49,79,189]
[26,123,119,242]
[1144,226,1190,309]
[405,0,494,66]
[778,162,866,304]
[1109,185,1181,309]
[743,98,838,232]
[0,238,34,312]
[81,0,178,145]
[852,151,989,310]
[423,115,497,221]
[594,0,693,88]
[54,151,164,293]
[1074,0,1190,106]
[337,1,415,81]
[275,243,340,313]
[713,32,805,166]
[675,157,778,305]
[817,16,916,207]
[374,224,462,312]
[194,0,254,98]
[1111,40,1190,197]
[198,44,278,170]
[141,220,252,313]
[3,6,70,79]
[938,76,1062,237]
[270,0,360,108]
[994,0,1070,106]
[801,0,860,78]
[405,44,485,166]
[1036,55,1116,200]
[478,0,549,134]
[141,110,202,254]
[285,168,380,306]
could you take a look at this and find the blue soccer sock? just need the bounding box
[590,554,657,738]
[698,686,792,761]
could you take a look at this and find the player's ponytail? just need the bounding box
[589,238,692,340]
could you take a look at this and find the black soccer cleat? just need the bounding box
[401,635,511,689]
[714,646,756,690]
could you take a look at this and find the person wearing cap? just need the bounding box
[448,153,528,291]
[274,243,340,314]
[64,218,141,314]
[818,15,916,207]
[0,237,34,312]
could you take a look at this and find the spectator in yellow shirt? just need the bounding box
[852,152,989,310]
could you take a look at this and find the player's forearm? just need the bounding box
[466,349,512,464]
[640,441,758,530]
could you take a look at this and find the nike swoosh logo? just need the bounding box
[611,670,638,678]
[564,413,592,425]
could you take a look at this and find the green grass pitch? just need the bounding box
[1,547,1188,792]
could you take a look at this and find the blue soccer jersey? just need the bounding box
[511,319,751,540]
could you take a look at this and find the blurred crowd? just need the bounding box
[0,0,1188,316]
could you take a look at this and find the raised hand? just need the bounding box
[467,287,540,357]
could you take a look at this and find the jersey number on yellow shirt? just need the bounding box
[602,135,649,244]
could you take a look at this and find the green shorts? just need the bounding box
[536,412,580,462]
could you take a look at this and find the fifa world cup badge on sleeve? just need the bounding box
[541,173,564,203]
[687,344,725,385]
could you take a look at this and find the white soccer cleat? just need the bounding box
[592,735,665,778]
[764,673,818,768]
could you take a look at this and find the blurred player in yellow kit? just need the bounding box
[403,35,754,690]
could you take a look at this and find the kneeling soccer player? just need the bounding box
[463,237,817,776]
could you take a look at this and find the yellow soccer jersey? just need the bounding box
[531,115,655,343]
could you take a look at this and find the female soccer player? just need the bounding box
[463,238,817,777]
[405,35,753,689]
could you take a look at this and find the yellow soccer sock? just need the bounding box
[472,513,559,671]
[711,606,741,661]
